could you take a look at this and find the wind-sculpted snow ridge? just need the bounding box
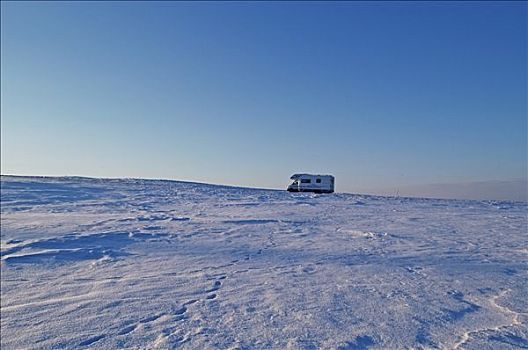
[1,175,527,350]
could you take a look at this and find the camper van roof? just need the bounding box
[290,174,334,179]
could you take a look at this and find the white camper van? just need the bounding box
[287,174,335,193]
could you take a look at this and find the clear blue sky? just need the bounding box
[1,1,526,200]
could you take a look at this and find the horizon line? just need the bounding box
[1,173,526,204]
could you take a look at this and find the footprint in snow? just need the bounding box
[302,265,317,274]
[117,324,137,335]
[118,311,179,336]
[173,306,187,315]
[140,314,164,323]
[79,334,105,346]
[206,280,222,293]
[337,335,376,350]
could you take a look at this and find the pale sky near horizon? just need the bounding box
[1,1,527,201]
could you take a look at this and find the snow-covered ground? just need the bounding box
[1,176,526,350]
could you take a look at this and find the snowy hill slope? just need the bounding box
[1,176,527,349]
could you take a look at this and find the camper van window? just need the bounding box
[316,179,321,183]
[301,179,311,184]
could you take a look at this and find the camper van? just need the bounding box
[287,174,335,193]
